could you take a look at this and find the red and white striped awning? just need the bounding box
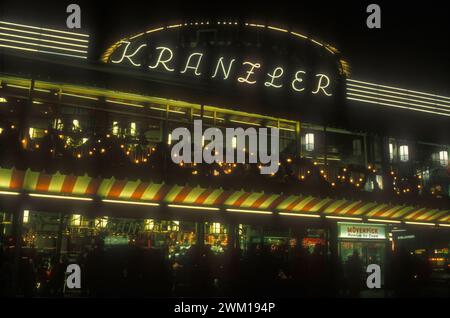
[1,167,449,223]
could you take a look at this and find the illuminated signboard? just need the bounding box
[102,22,345,118]
[338,222,386,240]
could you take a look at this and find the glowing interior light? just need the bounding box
[106,99,144,108]
[6,83,29,89]
[226,208,272,215]
[168,133,172,145]
[29,193,93,201]
[28,127,35,139]
[267,125,295,132]
[368,218,401,224]
[389,143,395,161]
[130,122,137,136]
[168,204,219,211]
[23,210,29,223]
[150,106,185,114]
[399,145,409,162]
[102,199,159,206]
[167,24,182,29]
[438,150,448,166]
[112,121,119,135]
[72,119,80,131]
[34,88,51,93]
[325,215,363,221]
[405,221,435,226]
[279,212,321,218]
[96,216,108,228]
[305,133,314,151]
[62,92,98,100]
[71,214,82,227]
[111,41,146,66]
[438,224,450,227]
[0,190,20,195]
[230,119,261,126]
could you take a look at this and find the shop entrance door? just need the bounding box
[339,240,386,283]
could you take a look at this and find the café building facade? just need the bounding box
[0,19,449,288]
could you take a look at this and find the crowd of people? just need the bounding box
[0,237,439,298]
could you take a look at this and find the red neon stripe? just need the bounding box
[403,207,423,220]
[195,188,215,204]
[9,168,25,189]
[131,182,150,200]
[233,192,252,207]
[286,197,307,211]
[174,186,192,203]
[85,178,102,195]
[332,201,354,214]
[268,195,286,210]
[107,180,128,198]
[213,190,233,205]
[35,173,52,192]
[317,199,335,213]
[152,184,171,201]
[374,205,399,217]
[60,175,77,194]
[347,201,368,215]
[302,198,322,212]
[251,194,271,209]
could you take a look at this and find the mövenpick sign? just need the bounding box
[170,120,279,175]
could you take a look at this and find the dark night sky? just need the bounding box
[1,0,449,95]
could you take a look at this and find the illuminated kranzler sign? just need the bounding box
[103,22,343,101]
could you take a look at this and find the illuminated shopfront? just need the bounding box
[0,18,450,296]
[338,222,388,283]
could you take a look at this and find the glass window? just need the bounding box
[305,133,314,151]
[399,145,409,162]
[439,150,448,166]
[53,118,63,130]
[23,210,30,223]
[389,143,394,161]
[130,122,137,136]
[353,139,362,156]
[72,119,81,132]
[112,121,119,135]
